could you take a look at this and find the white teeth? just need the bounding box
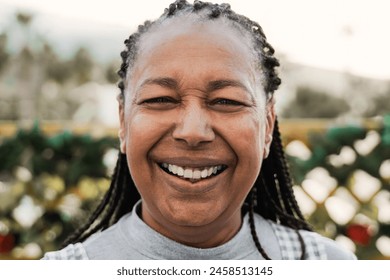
[162,163,225,180]
[183,169,193,178]
[193,170,201,179]
[177,167,184,176]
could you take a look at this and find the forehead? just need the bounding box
[124,15,267,109]
[135,15,257,69]
[126,16,264,90]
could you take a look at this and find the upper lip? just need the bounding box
[152,156,229,168]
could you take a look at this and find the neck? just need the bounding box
[140,205,243,248]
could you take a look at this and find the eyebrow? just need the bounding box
[206,79,249,93]
[139,77,179,91]
[139,77,249,93]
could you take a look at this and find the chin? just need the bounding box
[163,201,222,227]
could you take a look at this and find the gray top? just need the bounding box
[43,201,356,260]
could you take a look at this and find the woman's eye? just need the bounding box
[143,97,177,104]
[211,98,244,106]
[140,96,178,110]
[208,98,247,112]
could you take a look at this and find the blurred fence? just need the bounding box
[282,117,390,260]
[0,118,389,260]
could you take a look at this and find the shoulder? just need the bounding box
[82,219,126,259]
[42,218,126,260]
[42,213,132,260]
[254,214,356,260]
[298,229,356,260]
[41,243,89,260]
[316,234,357,260]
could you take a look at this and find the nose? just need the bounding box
[172,102,215,147]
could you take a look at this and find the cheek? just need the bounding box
[123,108,181,186]
[123,110,173,200]
[215,112,265,192]
[221,112,265,160]
[125,110,168,154]
[239,120,263,173]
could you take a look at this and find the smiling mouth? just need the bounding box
[158,163,227,182]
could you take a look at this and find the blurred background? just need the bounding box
[0,0,389,259]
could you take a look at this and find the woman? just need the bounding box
[43,0,356,260]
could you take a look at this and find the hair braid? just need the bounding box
[62,152,121,246]
[272,118,308,226]
[62,153,137,246]
[259,120,311,229]
[255,178,308,259]
[248,190,271,260]
[96,154,125,230]
[297,229,307,260]
[254,120,311,259]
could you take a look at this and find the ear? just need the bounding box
[264,98,276,158]
[118,100,126,154]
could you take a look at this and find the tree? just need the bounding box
[0,33,9,74]
[71,48,94,84]
[281,87,350,118]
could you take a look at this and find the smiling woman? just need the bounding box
[42,0,356,260]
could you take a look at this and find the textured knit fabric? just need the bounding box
[44,243,88,260]
[42,201,356,260]
[270,223,326,260]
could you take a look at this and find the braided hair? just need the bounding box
[64,0,311,260]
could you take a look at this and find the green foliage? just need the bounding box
[0,125,119,259]
[0,125,118,184]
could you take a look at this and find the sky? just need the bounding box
[1,0,390,80]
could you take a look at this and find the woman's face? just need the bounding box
[119,21,275,247]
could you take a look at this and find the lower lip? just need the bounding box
[156,164,225,194]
